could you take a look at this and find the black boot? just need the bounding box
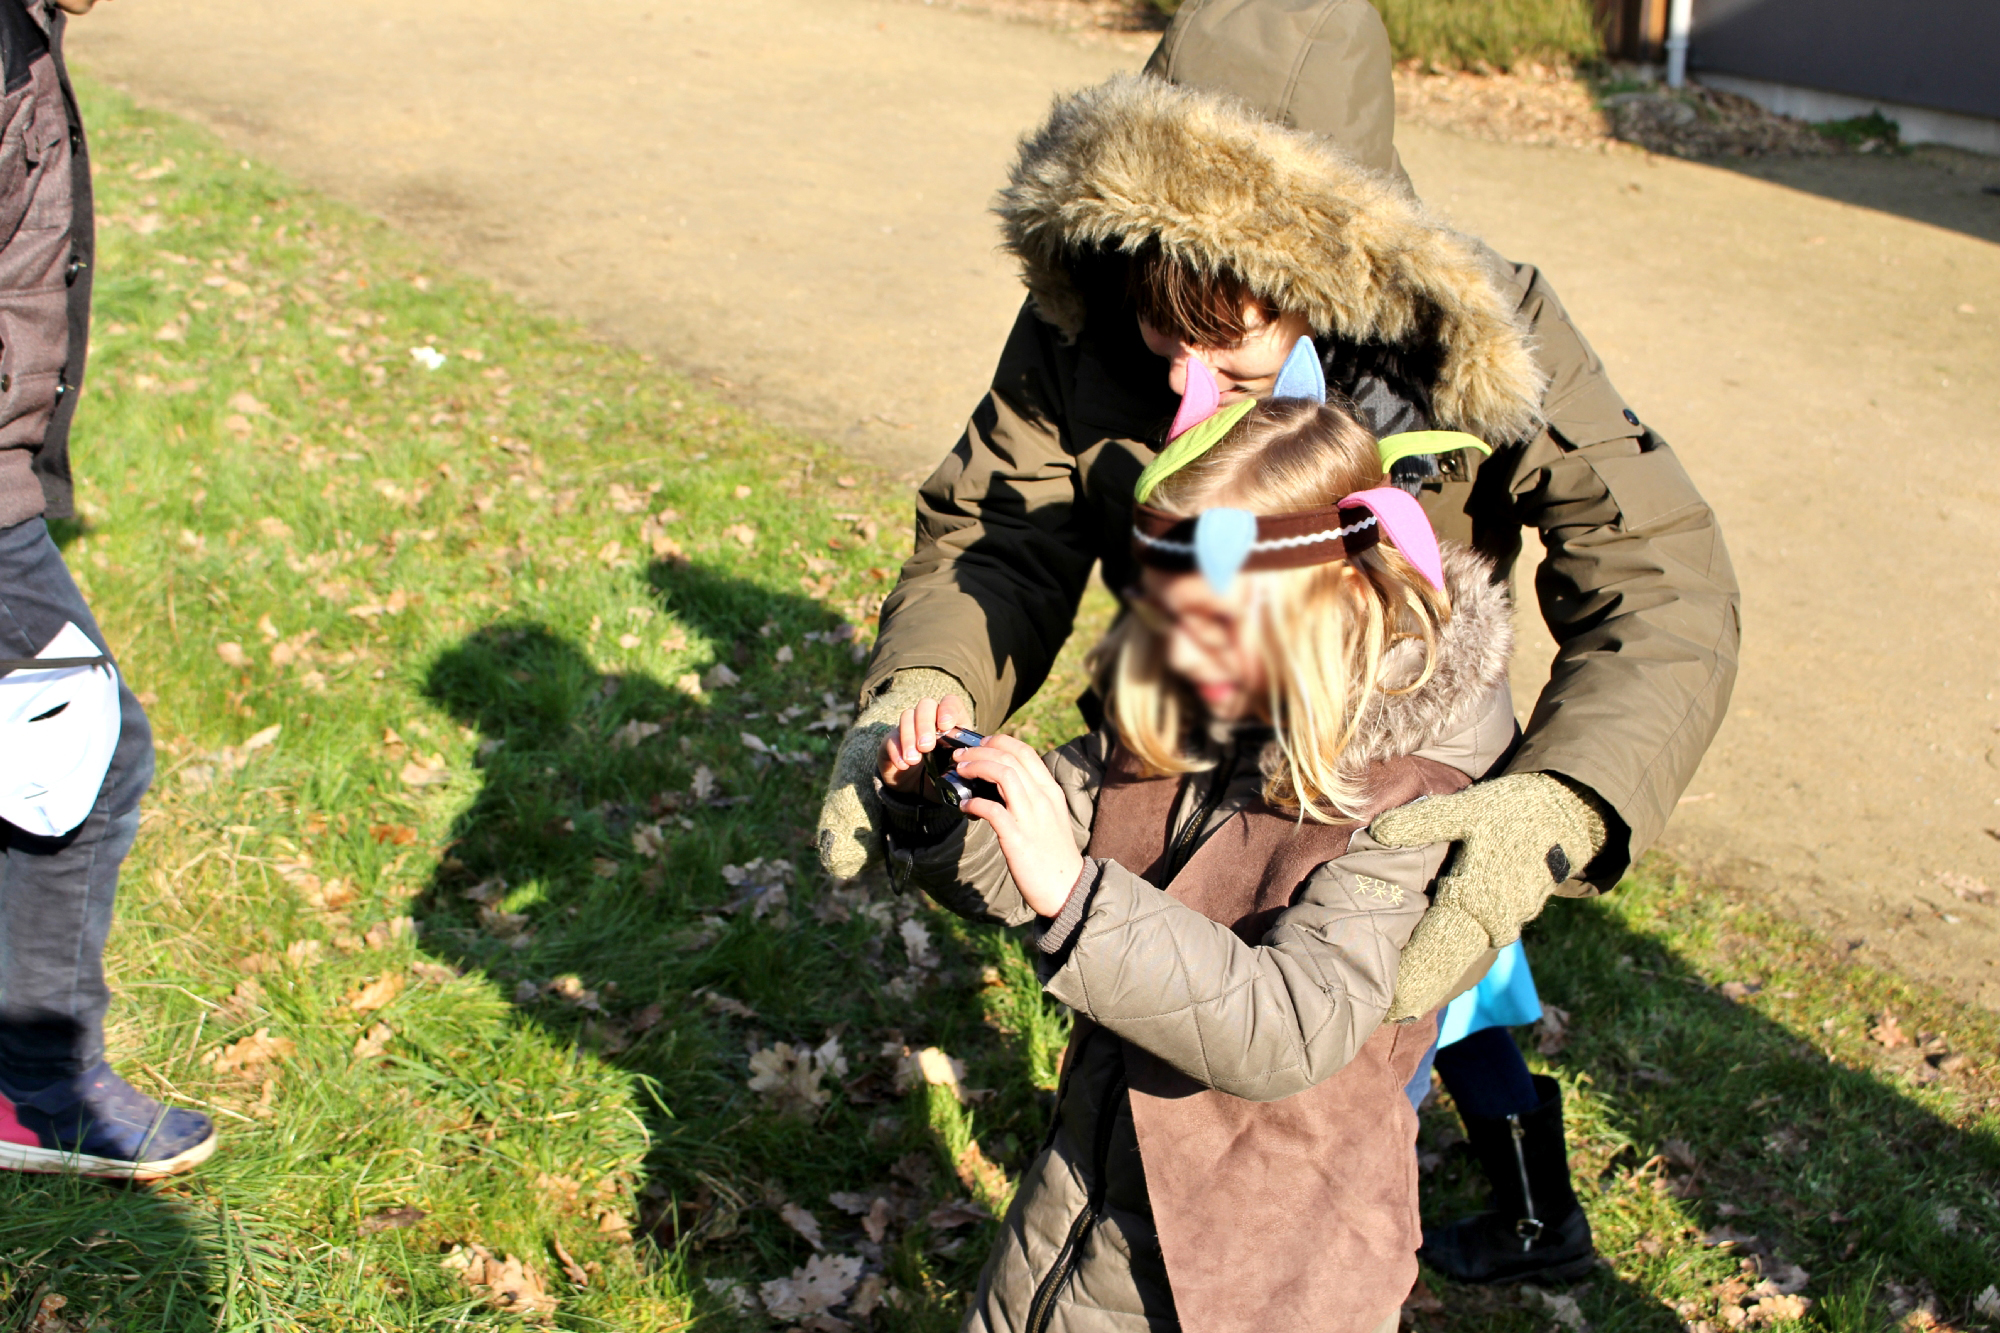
[1421,1075,1596,1286]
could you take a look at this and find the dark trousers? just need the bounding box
[0,516,153,1079]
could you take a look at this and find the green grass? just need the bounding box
[1147,0,1605,71]
[1815,111,1903,152]
[2,75,1995,1332]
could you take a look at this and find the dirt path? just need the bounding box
[69,2,2000,1008]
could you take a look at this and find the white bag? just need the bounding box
[0,622,123,838]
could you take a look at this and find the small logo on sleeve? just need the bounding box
[1353,875,1403,904]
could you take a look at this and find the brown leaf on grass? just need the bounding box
[1870,1013,1910,1048]
[217,977,267,1023]
[371,823,419,845]
[1661,1138,1699,1171]
[400,754,450,787]
[216,641,250,668]
[302,877,356,912]
[24,1291,85,1333]
[863,1196,893,1244]
[236,952,278,974]
[550,1236,590,1287]
[441,1243,558,1320]
[954,1142,1009,1212]
[1534,1004,1570,1055]
[359,1206,427,1235]
[205,1027,296,1075]
[1745,1294,1811,1325]
[345,974,405,1013]
[411,959,459,984]
[748,1037,848,1118]
[627,1002,666,1034]
[364,917,415,951]
[284,939,323,969]
[925,1199,991,1230]
[1720,980,1763,1001]
[697,988,757,1019]
[760,1253,863,1321]
[1703,1225,1761,1249]
[780,1202,825,1250]
[723,522,757,548]
[353,1021,395,1060]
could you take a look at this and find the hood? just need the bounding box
[1144,0,1400,178]
[1341,543,1514,772]
[994,74,1547,444]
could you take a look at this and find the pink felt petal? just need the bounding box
[0,1093,37,1147]
[1340,487,1444,590]
[1168,354,1221,440]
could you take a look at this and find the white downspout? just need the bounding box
[1665,0,1694,88]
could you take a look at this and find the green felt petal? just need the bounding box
[1378,430,1492,470]
[1134,398,1258,504]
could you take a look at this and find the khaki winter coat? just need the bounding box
[886,548,1517,1333]
[863,1,1739,887]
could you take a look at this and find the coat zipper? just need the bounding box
[1163,739,1238,883]
[1025,1039,1127,1333]
[1025,737,1240,1330]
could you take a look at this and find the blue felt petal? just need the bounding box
[1193,508,1258,596]
[1271,336,1325,403]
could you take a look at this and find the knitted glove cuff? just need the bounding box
[855,667,976,730]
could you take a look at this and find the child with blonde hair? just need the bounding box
[876,345,1518,1333]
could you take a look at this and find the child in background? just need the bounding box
[875,347,1519,1333]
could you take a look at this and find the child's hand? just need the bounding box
[950,735,1085,918]
[876,695,969,795]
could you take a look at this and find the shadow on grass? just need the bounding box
[0,1175,218,1328]
[404,561,1997,1328]
[408,559,1059,1328]
[1416,874,2000,1330]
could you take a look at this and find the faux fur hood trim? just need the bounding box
[996,74,1547,444]
[1340,543,1513,771]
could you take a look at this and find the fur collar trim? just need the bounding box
[1342,543,1513,769]
[996,74,1547,444]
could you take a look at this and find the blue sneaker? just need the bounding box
[0,1062,217,1180]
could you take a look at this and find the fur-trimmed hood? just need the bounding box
[1342,542,1514,772]
[995,74,1547,444]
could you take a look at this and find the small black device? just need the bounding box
[925,726,1003,810]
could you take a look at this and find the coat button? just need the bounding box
[1623,408,1641,426]
[1,374,11,393]
[65,257,83,286]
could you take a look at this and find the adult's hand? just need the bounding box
[1371,772,1608,1022]
[950,734,1084,918]
[817,668,972,878]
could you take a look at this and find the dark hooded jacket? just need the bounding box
[0,0,91,530]
[862,0,1739,883]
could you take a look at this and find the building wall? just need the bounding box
[1689,0,2000,121]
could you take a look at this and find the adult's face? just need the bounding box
[54,0,111,14]
[1138,308,1312,405]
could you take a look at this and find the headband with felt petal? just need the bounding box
[1132,486,1445,595]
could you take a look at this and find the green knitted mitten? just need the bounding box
[1370,772,1609,1023]
[815,668,972,879]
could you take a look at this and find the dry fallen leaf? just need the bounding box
[955,1141,1010,1211]
[863,1196,893,1244]
[358,1206,427,1235]
[205,1027,296,1075]
[370,823,419,846]
[352,1021,395,1060]
[703,662,741,690]
[1870,1013,1910,1048]
[760,1253,863,1321]
[925,1199,991,1230]
[411,959,459,984]
[551,1236,590,1287]
[723,522,757,548]
[748,1036,848,1118]
[1534,1004,1570,1055]
[400,755,451,787]
[698,989,758,1019]
[345,974,405,1013]
[780,1202,825,1250]
[1526,1286,1588,1330]
[441,1243,558,1320]
[216,641,250,668]
[284,939,323,969]
[899,919,939,969]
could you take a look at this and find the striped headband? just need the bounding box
[1132,486,1443,595]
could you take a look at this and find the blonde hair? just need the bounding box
[1099,399,1453,821]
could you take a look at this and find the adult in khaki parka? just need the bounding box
[819,0,1738,1289]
